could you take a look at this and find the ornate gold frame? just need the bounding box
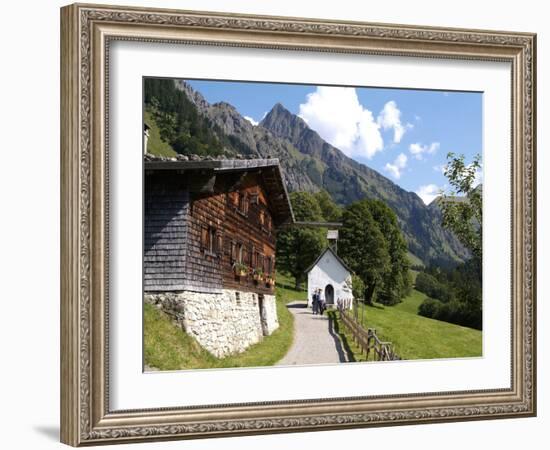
[60,3,536,446]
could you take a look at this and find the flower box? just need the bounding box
[233,264,249,278]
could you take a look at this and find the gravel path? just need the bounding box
[277,301,350,366]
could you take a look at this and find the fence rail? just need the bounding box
[337,301,400,362]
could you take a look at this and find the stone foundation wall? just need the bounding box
[145,290,278,358]
[261,295,279,335]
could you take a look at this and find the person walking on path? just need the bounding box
[312,289,319,315]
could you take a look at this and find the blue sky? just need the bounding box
[187,79,482,204]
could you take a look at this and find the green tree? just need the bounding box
[144,78,225,157]
[351,274,365,301]
[417,152,483,330]
[339,201,387,305]
[415,271,454,303]
[441,152,482,259]
[367,200,411,305]
[276,192,326,289]
[313,190,343,222]
[339,199,410,306]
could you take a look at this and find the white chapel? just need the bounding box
[305,242,354,309]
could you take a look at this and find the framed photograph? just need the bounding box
[60,3,536,446]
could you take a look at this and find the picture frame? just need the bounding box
[60,2,536,446]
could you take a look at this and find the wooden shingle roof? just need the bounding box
[145,158,295,226]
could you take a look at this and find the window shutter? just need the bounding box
[242,245,249,266]
[230,241,237,262]
[200,225,208,251]
[238,243,243,263]
[216,233,223,257]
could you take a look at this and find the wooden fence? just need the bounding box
[337,300,400,361]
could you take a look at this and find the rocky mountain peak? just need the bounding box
[260,102,309,139]
[174,80,210,111]
[212,101,239,111]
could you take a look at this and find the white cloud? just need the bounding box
[472,164,483,187]
[409,142,440,160]
[416,184,441,205]
[299,86,384,159]
[377,100,412,144]
[433,163,447,173]
[384,153,408,179]
[298,88,413,159]
[244,116,258,126]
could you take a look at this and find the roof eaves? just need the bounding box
[305,247,352,275]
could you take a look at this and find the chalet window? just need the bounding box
[259,210,265,227]
[229,192,239,207]
[238,243,243,263]
[266,215,272,233]
[201,225,219,257]
[200,225,208,251]
[266,256,273,275]
[238,192,249,216]
[230,240,246,264]
[256,253,264,271]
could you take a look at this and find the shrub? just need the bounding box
[418,297,482,330]
[377,286,402,306]
[415,272,453,303]
[418,297,442,318]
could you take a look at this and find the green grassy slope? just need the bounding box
[348,300,482,360]
[392,289,427,315]
[144,280,303,370]
[144,111,178,157]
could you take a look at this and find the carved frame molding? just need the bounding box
[60,3,536,446]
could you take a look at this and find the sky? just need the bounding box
[187,79,482,205]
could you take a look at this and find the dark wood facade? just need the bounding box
[144,159,294,294]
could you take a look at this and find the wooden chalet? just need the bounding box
[144,158,294,296]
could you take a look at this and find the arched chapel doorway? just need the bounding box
[325,284,334,305]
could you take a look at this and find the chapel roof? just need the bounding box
[305,246,353,275]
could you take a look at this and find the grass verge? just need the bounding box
[144,282,301,370]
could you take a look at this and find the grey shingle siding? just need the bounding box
[144,177,190,292]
